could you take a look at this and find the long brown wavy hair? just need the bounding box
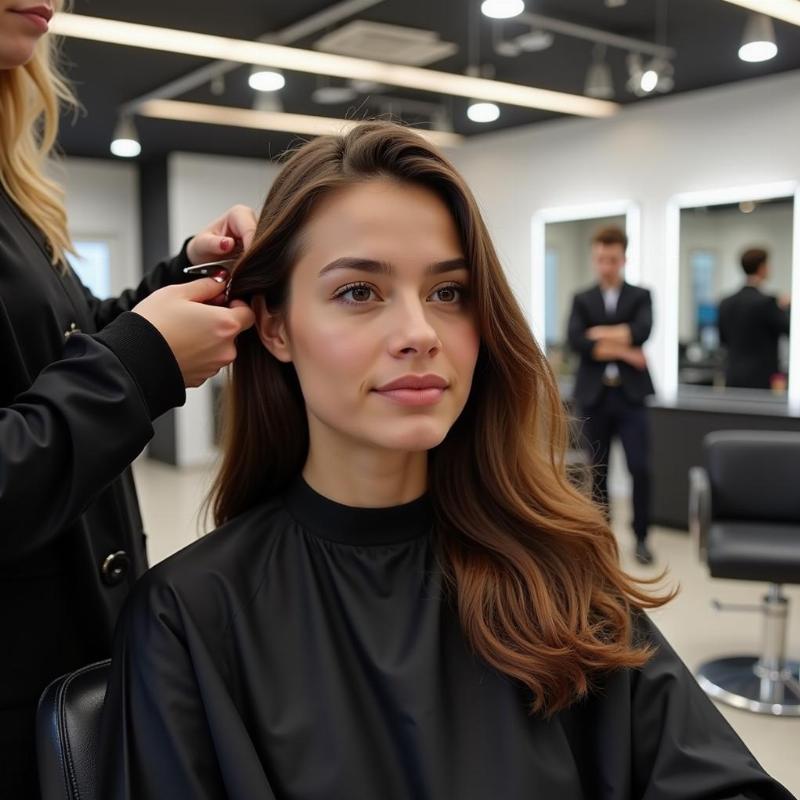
[210,121,672,716]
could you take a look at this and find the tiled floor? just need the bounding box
[133,456,800,796]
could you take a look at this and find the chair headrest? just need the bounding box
[36,660,110,800]
[704,431,800,522]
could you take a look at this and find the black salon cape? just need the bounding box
[98,478,794,800]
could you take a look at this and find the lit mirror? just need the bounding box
[678,195,793,394]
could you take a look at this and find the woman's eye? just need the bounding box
[335,283,378,304]
[430,284,466,304]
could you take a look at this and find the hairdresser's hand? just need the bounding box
[186,204,258,266]
[133,278,256,388]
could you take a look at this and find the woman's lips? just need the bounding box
[373,387,446,407]
[11,6,52,32]
[372,374,449,406]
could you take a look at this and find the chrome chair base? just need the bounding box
[697,656,800,716]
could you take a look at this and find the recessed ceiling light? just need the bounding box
[738,13,778,61]
[248,68,285,92]
[480,0,525,20]
[640,69,659,93]
[739,40,778,60]
[467,101,501,123]
[110,117,141,158]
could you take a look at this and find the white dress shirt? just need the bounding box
[602,286,621,381]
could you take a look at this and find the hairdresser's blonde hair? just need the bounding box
[0,0,75,265]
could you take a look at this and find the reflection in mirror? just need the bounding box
[544,215,626,379]
[678,196,793,394]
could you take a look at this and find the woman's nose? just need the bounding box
[387,298,441,357]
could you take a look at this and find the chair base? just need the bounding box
[697,656,800,716]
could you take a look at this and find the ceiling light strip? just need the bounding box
[50,13,618,118]
[719,0,800,26]
[137,99,464,148]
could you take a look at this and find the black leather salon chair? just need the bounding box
[689,430,800,716]
[36,660,110,800]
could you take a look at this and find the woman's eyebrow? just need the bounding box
[318,256,468,277]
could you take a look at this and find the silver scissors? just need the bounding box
[182,258,237,277]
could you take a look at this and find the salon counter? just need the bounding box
[648,388,800,529]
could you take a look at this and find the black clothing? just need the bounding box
[567,283,655,408]
[0,183,190,795]
[99,477,793,800]
[718,285,791,390]
[578,387,651,541]
[568,282,655,542]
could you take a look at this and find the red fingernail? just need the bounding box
[221,237,232,251]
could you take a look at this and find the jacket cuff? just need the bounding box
[94,312,186,420]
[167,238,195,285]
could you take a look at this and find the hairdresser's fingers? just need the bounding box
[186,205,258,264]
[178,276,228,303]
[186,232,236,266]
[221,205,258,250]
[225,303,256,331]
[204,271,232,306]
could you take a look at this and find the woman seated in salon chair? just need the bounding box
[98,122,794,800]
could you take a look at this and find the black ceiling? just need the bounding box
[56,0,800,163]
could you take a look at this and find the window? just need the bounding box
[690,248,718,343]
[67,240,112,299]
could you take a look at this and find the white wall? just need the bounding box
[59,157,141,293]
[451,70,800,401]
[168,152,281,466]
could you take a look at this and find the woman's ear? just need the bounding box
[252,295,293,363]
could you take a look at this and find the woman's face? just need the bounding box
[0,1,52,69]
[258,179,480,455]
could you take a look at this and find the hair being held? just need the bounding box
[209,121,674,716]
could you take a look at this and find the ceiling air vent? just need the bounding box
[314,21,458,66]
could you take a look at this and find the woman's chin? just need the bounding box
[0,43,38,70]
[369,421,451,453]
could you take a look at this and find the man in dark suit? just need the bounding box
[718,248,791,390]
[567,226,656,564]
